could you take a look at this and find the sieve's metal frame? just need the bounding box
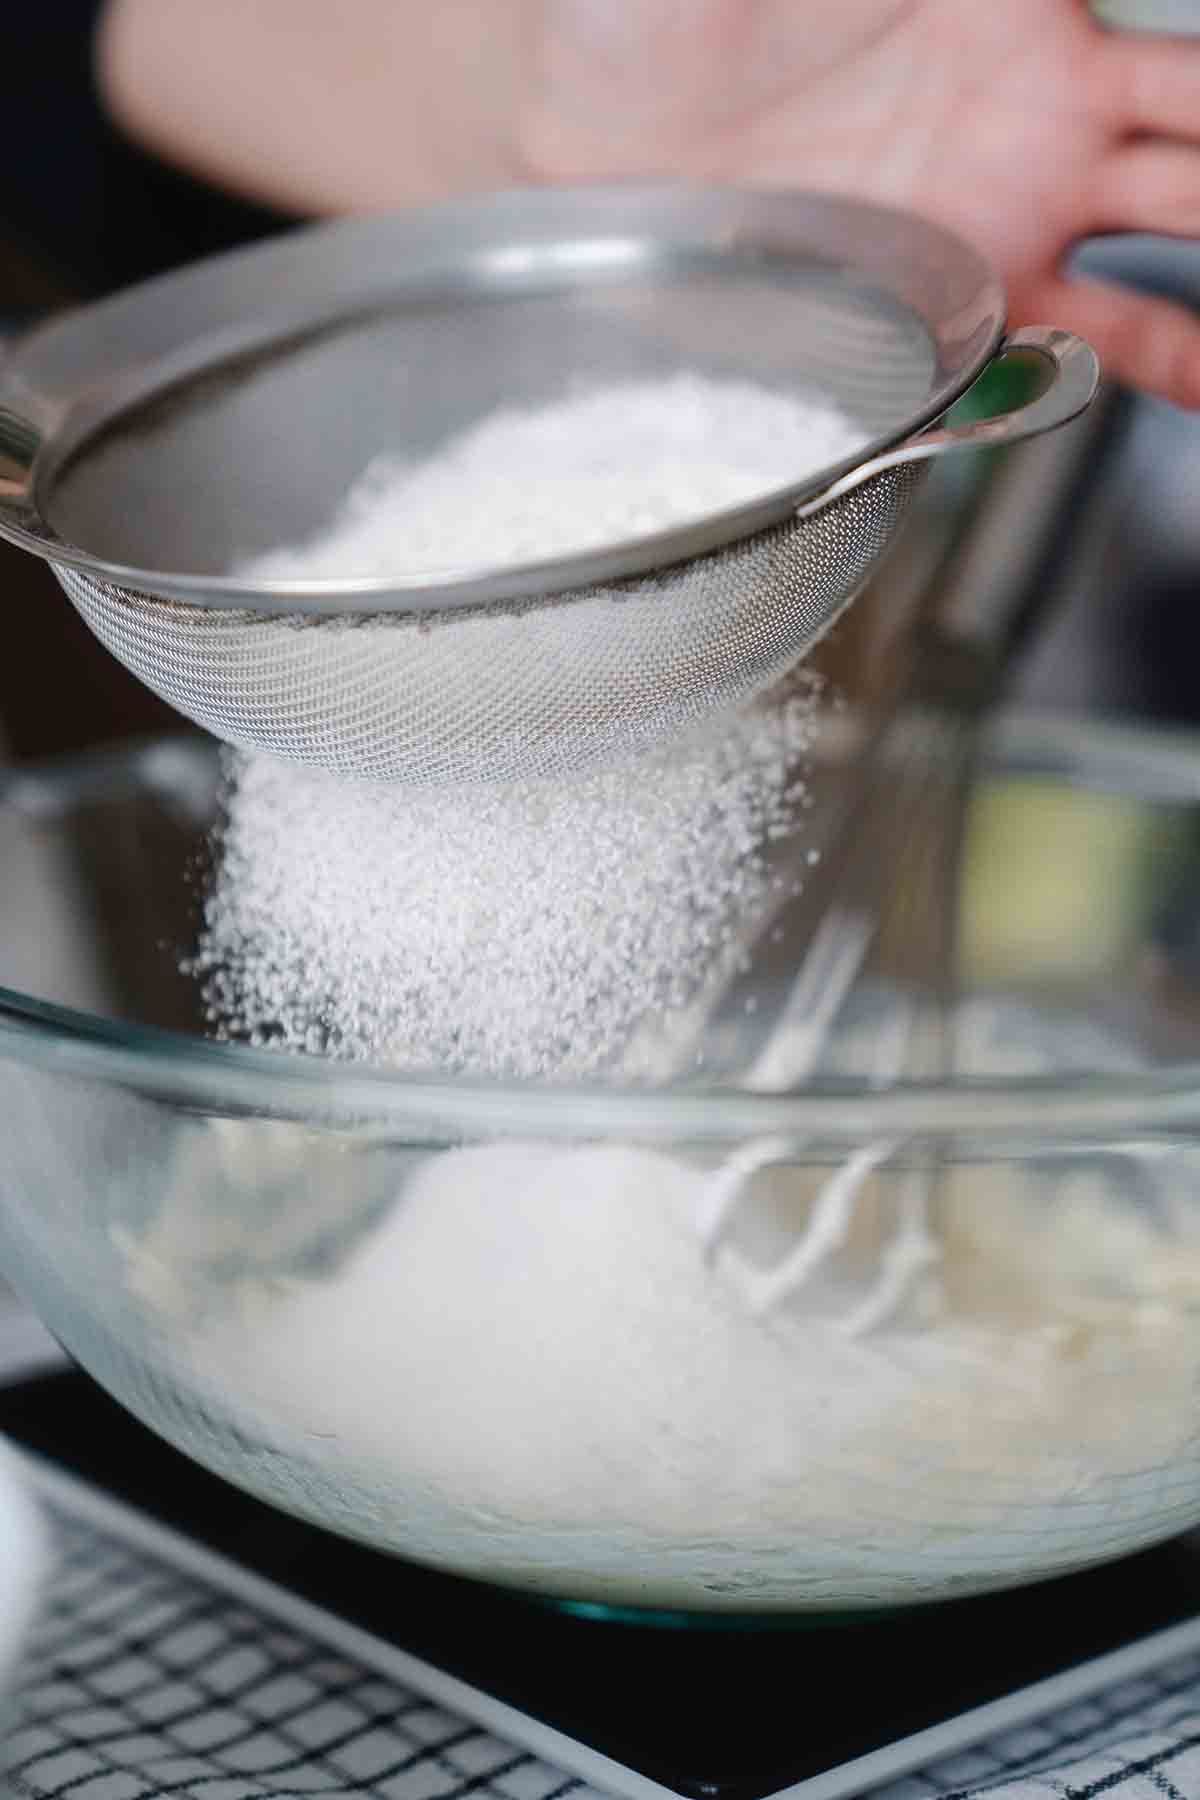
[0,183,1033,616]
[0,187,1099,788]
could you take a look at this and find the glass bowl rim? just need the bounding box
[4,726,1200,1149]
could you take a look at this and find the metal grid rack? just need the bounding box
[12,1457,1200,1800]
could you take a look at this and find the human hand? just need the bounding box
[527,0,1200,406]
[100,0,1200,406]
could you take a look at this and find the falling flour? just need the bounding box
[200,372,865,1076]
[121,1002,1200,1612]
[196,685,821,1077]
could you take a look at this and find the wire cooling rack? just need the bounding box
[6,1469,611,1800]
[11,1455,1200,1800]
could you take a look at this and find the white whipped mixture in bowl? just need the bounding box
[115,1006,1200,1614]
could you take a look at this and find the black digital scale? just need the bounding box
[6,1356,1200,1800]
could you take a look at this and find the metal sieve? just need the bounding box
[0,186,1098,785]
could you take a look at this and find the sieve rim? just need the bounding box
[0,183,1006,616]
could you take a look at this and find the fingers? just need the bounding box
[1098,31,1200,142]
[1017,275,1200,409]
[1092,142,1200,237]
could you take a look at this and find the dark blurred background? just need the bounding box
[0,1,293,762]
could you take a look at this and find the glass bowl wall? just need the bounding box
[4,719,1200,1614]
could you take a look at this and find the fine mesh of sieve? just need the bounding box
[54,466,922,785]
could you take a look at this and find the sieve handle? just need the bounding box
[794,327,1100,520]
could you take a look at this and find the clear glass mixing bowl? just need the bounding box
[4,716,1200,1617]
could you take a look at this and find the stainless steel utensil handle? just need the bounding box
[794,327,1101,520]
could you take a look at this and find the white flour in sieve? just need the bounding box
[121,1003,1200,1613]
[239,374,865,578]
[199,372,862,1077]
